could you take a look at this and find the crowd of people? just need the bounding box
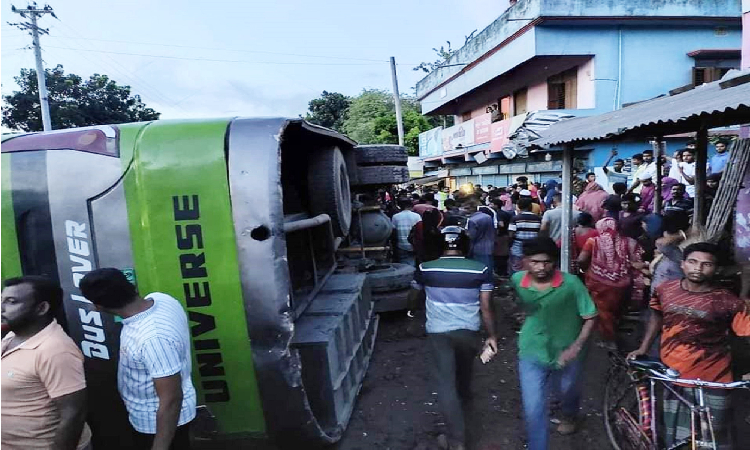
[1,139,745,450]
[384,139,749,450]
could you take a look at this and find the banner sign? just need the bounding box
[473,113,492,144]
[418,127,443,158]
[490,118,512,153]
[407,156,424,178]
[442,119,475,151]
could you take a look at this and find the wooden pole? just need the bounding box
[694,126,708,230]
[561,144,574,272]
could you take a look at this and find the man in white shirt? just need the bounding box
[676,148,696,197]
[627,153,645,194]
[667,150,683,180]
[628,150,656,194]
[80,269,196,450]
[391,198,422,266]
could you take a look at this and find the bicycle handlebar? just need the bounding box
[647,372,750,389]
[624,357,750,389]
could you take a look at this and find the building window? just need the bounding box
[547,67,577,110]
[692,67,730,86]
[513,88,528,115]
[461,111,472,122]
[498,96,511,120]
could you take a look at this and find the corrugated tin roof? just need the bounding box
[534,71,750,147]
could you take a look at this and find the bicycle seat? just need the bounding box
[628,355,672,374]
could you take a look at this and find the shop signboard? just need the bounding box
[490,118,512,153]
[473,165,498,175]
[498,162,527,174]
[526,161,563,172]
[442,120,475,151]
[418,127,443,158]
[450,167,473,176]
[474,113,492,144]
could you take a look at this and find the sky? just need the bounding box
[1,0,509,122]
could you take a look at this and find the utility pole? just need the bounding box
[10,4,57,131]
[390,56,405,146]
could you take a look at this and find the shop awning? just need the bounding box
[410,175,442,185]
[533,70,750,148]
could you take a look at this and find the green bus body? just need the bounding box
[3,118,378,448]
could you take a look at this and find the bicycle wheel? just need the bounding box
[603,356,653,450]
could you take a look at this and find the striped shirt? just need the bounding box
[509,212,542,242]
[118,293,196,433]
[413,257,493,334]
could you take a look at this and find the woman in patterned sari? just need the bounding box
[577,217,645,347]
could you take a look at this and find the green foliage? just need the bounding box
[413,31,477,73]
[3,64,160,132]
[343,89,394,145]
[341,89,444,156]
[304,91,350,132]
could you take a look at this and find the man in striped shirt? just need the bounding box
[508,197,542,274]
[411,226,496,450]
[80,269,196,450]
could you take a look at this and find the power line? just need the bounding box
[39,35,391,63]
[51,22,189,114]
[44,45,386,65]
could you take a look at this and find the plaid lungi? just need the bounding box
[662,386,733,450]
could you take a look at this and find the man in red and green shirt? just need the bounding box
[510,237,597,450]
[629,242,750,448]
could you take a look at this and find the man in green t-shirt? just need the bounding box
[510,238,597,450]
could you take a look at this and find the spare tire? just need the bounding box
[308,146,352,237]
[364,263,415,293]
[355,145,408,165]
[354,165,410,186]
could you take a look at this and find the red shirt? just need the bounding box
[650,280,750,382]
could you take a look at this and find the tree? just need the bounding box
[304,91,350,132]
[342,89,444,156]
[3,64,160,132]
[413,30,477,73]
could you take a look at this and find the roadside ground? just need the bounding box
[198,284,750,450]
[334,285,612,450]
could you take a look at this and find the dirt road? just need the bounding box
[334,289,613,450]
[203,287,750,450]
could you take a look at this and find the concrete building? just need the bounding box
[416,0,743,188]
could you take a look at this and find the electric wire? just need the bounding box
[39,35,391,63]
[44,45,386,66]
[51,22,188,114]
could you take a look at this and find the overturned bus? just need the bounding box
[1,118,408,448]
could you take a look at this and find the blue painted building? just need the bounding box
[415,0,742,188]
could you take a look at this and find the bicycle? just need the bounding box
[603,352,750,450]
